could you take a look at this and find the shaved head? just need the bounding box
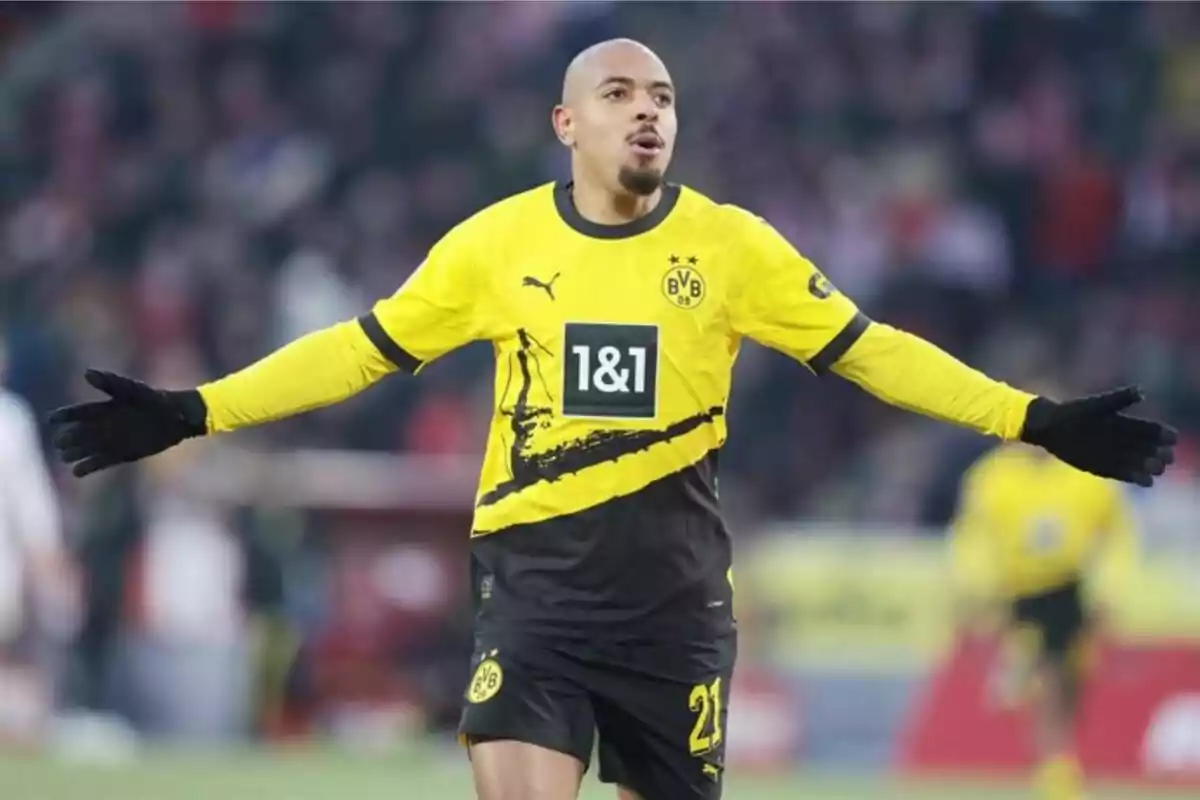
[561,38,666,106]
[553,38,677,199]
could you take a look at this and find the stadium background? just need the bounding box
[0,2,1198,798]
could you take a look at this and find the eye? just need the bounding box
[655,93,674,108]
[604,87,628,100]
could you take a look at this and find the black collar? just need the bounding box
[553,180,680,240]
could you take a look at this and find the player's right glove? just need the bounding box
[47,369,209,478]
[1019,385,1177,487]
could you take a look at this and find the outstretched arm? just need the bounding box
[197,317,398,433]
[50,309,418,477]
[830,322,1033,440]
[50,212,498,477]
[724,204,1176,487]
[831,323,1175,486]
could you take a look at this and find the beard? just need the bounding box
[617,164,664,196]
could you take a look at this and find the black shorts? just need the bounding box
[459,630,737,800]
[1010,579,1087,663]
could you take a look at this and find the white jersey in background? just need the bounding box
[0,388,64,645]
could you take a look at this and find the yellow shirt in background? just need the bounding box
[950,444,1137,601]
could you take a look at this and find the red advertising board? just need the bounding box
[897,636,1200,785]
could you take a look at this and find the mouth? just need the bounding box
[628,131,664,157]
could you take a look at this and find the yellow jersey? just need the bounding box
[198,180,1035,639]
[359,182,862,636]
[950,443,1137,600]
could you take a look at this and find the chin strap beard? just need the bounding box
[618,166,664,196]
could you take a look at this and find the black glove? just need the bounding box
[1019,385,1177,487]
[48,369,209,478]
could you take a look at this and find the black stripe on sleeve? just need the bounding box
[357,312,422,373]
[809,312,871,375]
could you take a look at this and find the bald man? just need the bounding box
[48,39,1175,800]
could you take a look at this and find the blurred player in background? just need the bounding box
[47,39,1175,800]
[949,379,1140,800]
[0,335,77,746]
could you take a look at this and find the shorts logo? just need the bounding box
[467,653,504,704]
[663,254,706,309]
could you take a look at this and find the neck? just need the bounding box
[569,173,661,226]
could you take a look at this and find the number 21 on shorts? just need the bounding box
[687,676,724,756]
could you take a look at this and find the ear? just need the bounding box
[552,105,574,147]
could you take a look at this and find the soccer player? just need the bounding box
[949,389,1140,800]
[48,40,1174,800]
[0,337,76,745]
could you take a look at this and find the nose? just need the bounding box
[633,91,659,122]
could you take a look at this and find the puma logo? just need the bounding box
[522,272,560,301]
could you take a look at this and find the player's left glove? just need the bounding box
[1019,385,1177,487]
[47,369,209,478]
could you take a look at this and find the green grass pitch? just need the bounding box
[1,747,1195,800]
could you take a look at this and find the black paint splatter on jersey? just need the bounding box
[477,406,725,508]
[485,329,723,507]
[499,329,555,487]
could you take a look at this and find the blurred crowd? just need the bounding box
[1,3,1198,524]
